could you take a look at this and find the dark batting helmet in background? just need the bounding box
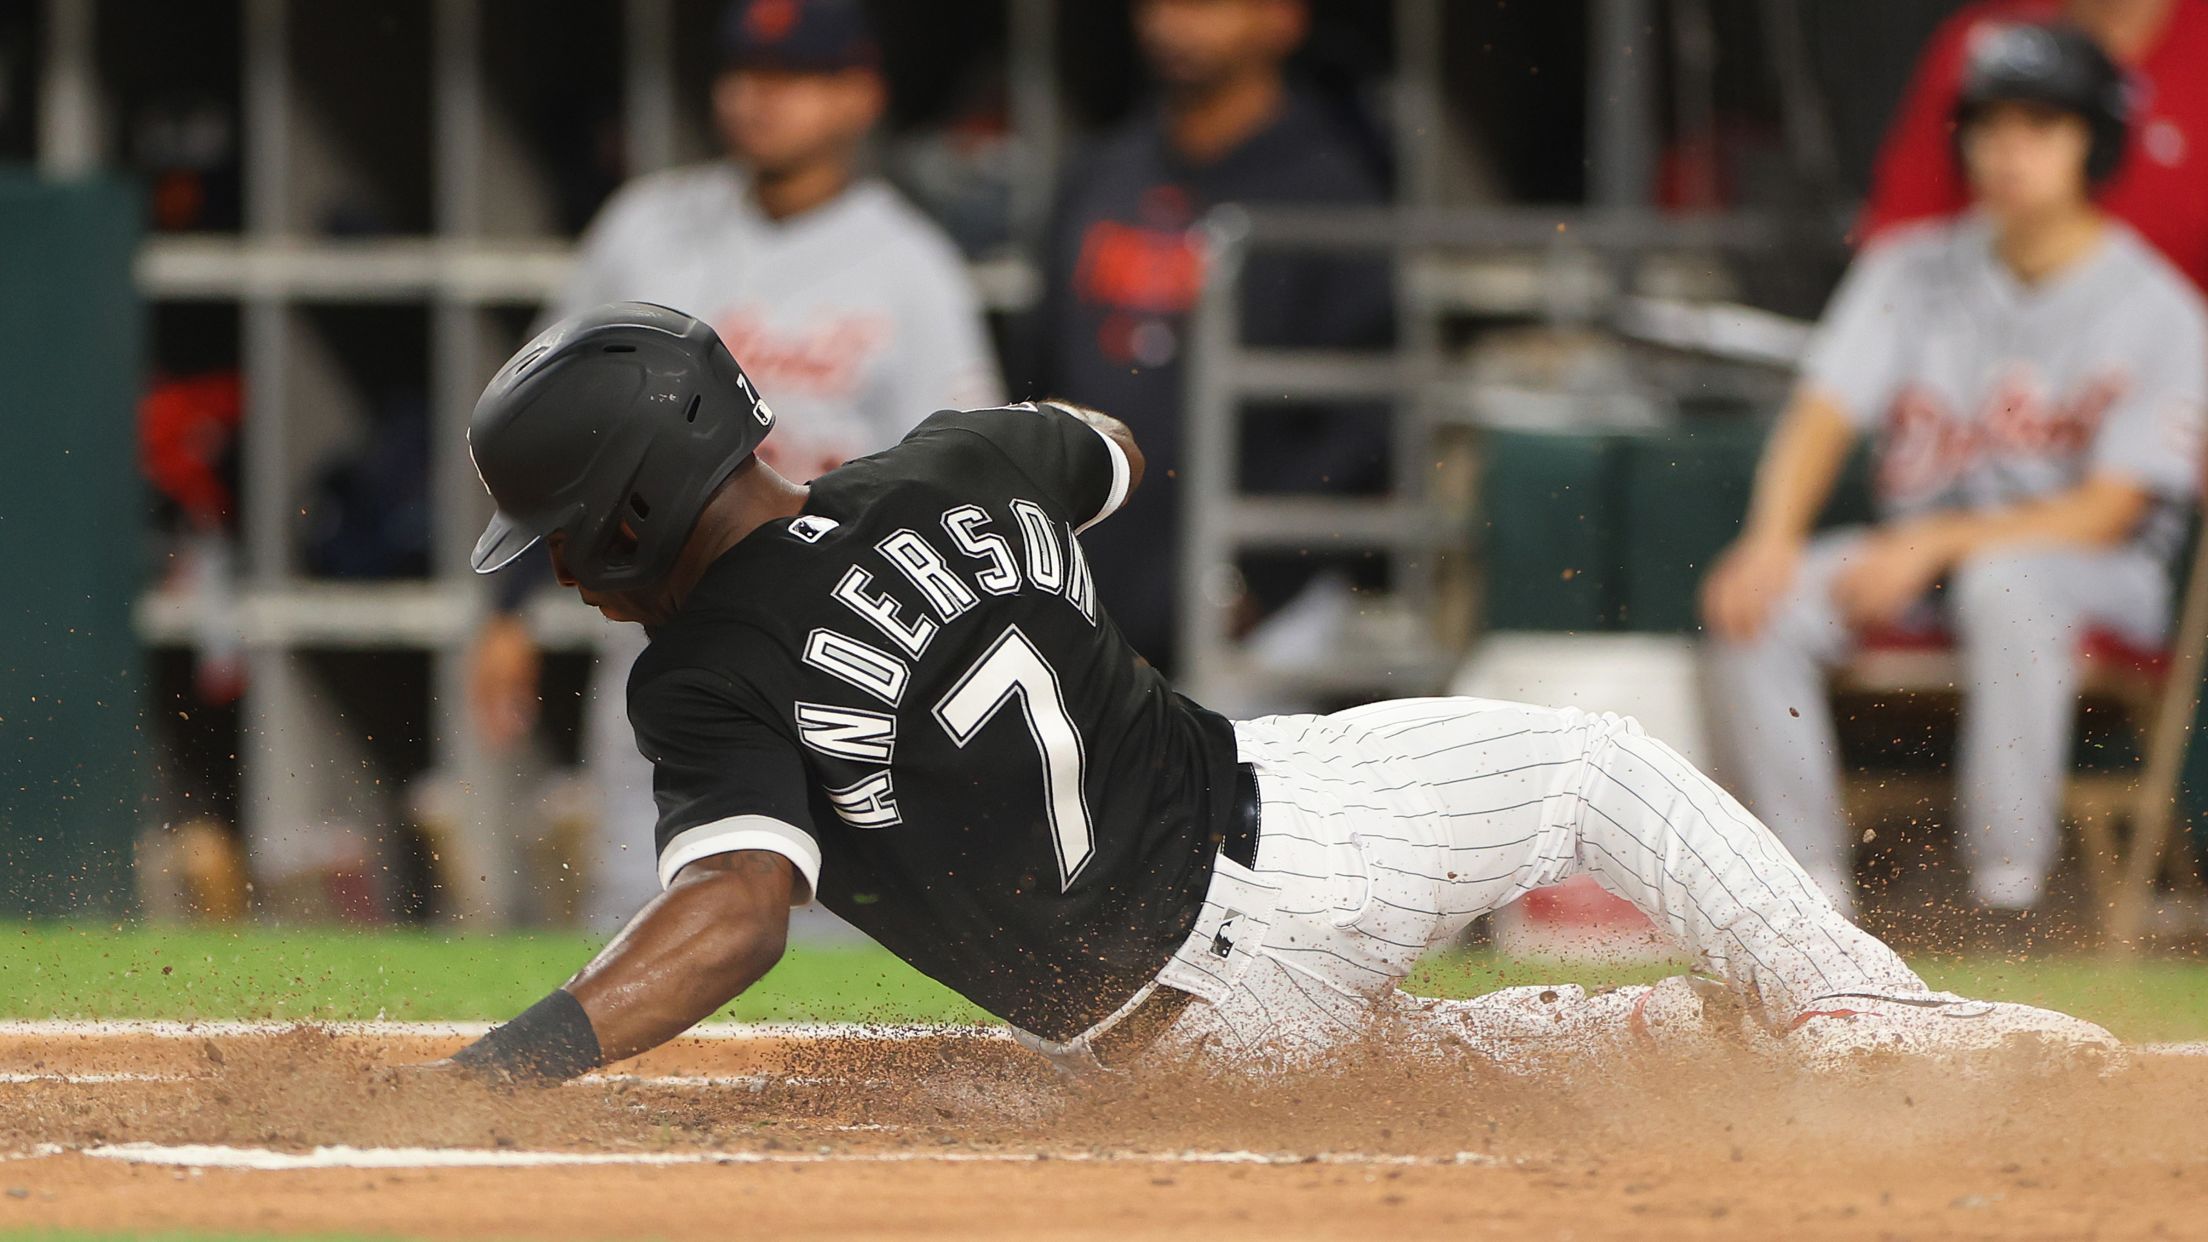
[1951,20,2131,186]
[468,302,774,592]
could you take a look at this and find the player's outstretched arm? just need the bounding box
[446,851,795,1081]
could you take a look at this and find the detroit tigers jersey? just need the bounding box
[1800,214,2208,557]
[552,164,1003,480]
[627,404,1243,1040]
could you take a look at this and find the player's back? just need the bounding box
[628,405,1243,1039]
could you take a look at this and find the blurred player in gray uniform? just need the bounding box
[1702,22,2207,932]
[469,0,1002,926]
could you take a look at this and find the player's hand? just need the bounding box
[1829,527,1950,631]
[468,614,542,751]
[1700,533,1804,643]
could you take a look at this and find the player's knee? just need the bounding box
[1706,578,1829,659]
[1948,551,2064,637]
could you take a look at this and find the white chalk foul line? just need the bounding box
[7,1020,2198,1055]
[0,1070,865,1090]
[0,1019,1001,1041]
[78,1142,1500,1171]
[0,1072,171,1085]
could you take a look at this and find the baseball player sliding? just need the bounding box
[437,303,2114,1084]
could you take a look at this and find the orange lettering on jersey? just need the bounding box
[1073,220,1206,317]
[714,310,889,401]
[1877,370,2127,502]
[745,0,800,42]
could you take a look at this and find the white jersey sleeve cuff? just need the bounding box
[657,815,821,904]
[1077,422,1133,534]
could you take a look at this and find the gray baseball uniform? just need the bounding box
[1708,214,2208,911]
[552,163,1003,474]
[551,164,1004,926]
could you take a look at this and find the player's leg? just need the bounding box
[1325,696,2116,1063]
[1320,696,1924,1028]
[1149,701,1907,1067]
[1948,546,2170,912]
[1701,529,1872,911]
[1151,699,2114,1069]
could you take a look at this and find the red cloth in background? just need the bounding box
[140,372,243,528]
[1860,0,2208,289]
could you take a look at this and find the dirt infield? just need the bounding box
[3,1024,2206,1240]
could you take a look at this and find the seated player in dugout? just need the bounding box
[467,0,1001,928]
[1701,23,2207,937]
[431,300,2119,1085]
[1862,0,2208,289]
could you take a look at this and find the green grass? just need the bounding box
[0,926,984,1025]
[6,925,2207,1042]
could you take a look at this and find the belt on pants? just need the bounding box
[1217,760,1261,868]
[1089,761,1263,1067]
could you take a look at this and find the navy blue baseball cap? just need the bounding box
[719,0,879,72]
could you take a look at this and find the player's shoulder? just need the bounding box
[1077,119,1159,175]
[2103,225,2208,331]
[827,404,1071,504]
[624,636,803,762]
[853,405,1024,482]
[836,180,973,275]
[596,162,745,226]
[1846,216,1988,305]
[898,403,1068,457]
[1260,93,1389,203]
[1053,121,1162,208]
[1856,215,1960,270]
[625,636,737,726]
[630,541,829,694]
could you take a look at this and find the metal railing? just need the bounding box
[1175,204,1832,708]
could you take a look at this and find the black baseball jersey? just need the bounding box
[627,403,1243,1039]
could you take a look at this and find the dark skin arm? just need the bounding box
[563,850,796,1060]
[461,850,793,1069]
[414,851,791,1081]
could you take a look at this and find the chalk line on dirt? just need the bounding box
[5,1021,2199,1058]
[0,1070,865,1089]
[72,1142,1503,1171]
[0,1072,170,1084]
[0,1019,1000,1041]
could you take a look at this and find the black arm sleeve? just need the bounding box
[628,663,822,897]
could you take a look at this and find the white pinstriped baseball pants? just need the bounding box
[1144,697,1925,1066]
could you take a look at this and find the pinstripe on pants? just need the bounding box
[1147,697,1925,1065]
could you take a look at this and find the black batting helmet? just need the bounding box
[468,302,774,592]
[1952,20,2131,185]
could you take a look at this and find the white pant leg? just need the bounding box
[1153,698,1926,1065]
[1948,546,2169,909]
[1339,697,1922,1023]
[1701,529,1871,909]
[581,621,660,931]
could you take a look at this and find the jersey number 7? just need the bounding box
[933,625,1096,890]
